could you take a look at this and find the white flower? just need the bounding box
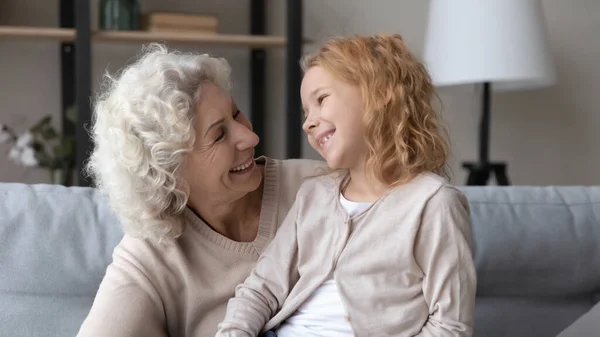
[0,124,12,144]
[8,146,22,163]
[15,131,34,148]
[7,144,39,167]
[20,146,39,167]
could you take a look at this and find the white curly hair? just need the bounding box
[86,43,232,241]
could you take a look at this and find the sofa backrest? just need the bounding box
[460,186,600,337]
[0,183,599,337]
[0,183,123,337]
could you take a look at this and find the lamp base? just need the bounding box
[462,162,510,186]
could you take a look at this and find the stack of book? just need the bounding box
[142,12,218,34]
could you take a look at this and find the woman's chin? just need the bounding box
[229,162,263,191]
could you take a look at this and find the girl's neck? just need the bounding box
[343,165,389,203]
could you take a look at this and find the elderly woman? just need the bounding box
[76,44,323,337]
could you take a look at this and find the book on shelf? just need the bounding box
[142,12,218,34]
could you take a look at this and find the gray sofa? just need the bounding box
[1,182,599,337]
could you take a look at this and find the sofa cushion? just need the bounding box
[475,297,591,337]
[0,183,123,336]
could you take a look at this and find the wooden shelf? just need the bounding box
[0,26,74,42]
[94,30,287,47]
[0,26,293,48]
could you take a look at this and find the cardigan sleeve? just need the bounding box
[413,186,477,337]
[215,199,302,337]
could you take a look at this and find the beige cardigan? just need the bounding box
[216,173,477,337]
[76,157,326,337]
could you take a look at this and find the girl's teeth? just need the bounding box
[321,133,333,146]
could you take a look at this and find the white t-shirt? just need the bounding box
[276,194,372,337]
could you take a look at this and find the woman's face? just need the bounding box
[183,83,262,205]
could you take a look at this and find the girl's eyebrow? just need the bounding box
[309,87,326,99]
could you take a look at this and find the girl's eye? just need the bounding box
[215,128,226,142]
[317,94,328,105]
[233,109,241,119]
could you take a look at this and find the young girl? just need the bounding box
[215,34,476,337]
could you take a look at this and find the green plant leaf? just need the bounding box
[32,141,45,152]
[52,144,63,157]
[34,147,51,168]
[41,125,58,140]
[30,115,53,133]
[66,105,77,124]
[62,137,75,156]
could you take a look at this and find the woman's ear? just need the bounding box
[175,178,188,192]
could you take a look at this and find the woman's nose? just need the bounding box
[234,122,260,150]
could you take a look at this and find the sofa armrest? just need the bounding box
[557,300,600,337]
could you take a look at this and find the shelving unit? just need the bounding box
[0,0,306,186]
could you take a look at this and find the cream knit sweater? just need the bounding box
[76,157,325,337]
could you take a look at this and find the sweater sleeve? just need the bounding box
[413,186,477,337]
[215,199,302,337]
[76,236,167,337]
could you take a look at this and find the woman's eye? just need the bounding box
[233,109,241,119]
[215,128,226,142]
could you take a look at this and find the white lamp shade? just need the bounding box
[424,0,556,91]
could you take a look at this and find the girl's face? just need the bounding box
[300,66,368,171]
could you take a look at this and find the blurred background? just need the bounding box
[0,0,598,186]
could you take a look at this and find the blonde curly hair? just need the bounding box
[86,43,232,241]
[301,34,449,186]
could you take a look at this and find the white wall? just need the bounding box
[1,0,598,185]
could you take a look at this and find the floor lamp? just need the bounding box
[424,0,556,185]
